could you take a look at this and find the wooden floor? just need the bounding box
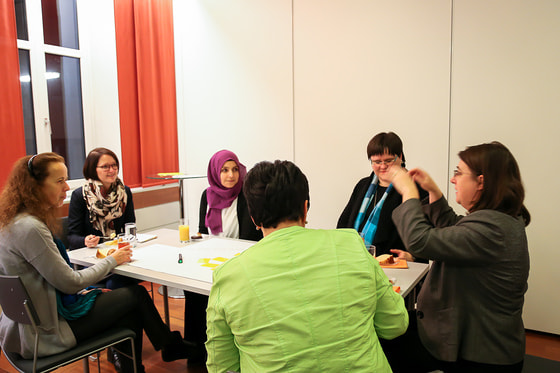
[0,281,558,372]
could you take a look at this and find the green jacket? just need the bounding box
[206,226,408,372]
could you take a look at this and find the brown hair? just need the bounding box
[459,141,530,225]
[83,147,119,180]
[0,153,65,233]
[366,132,406,166]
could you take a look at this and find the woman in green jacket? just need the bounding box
[206,160,408,372]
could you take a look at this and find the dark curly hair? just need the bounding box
[243,160,310,229]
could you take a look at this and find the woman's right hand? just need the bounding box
[110,244,133,265]
[84,234,100,248]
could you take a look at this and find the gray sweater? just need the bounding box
[0,214,117,358]
[393,197,529,365]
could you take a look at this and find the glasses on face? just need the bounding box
[453,168,473,178]
[97,164,118,171]
[370,156,399,166]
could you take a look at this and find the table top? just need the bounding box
[68,228,429,297]
[146,173,206,180]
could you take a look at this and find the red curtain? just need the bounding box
[114,0,179,188]
[0,0,27,189]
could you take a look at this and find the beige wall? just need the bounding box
[79,0,560,334]
[172,0,560,334]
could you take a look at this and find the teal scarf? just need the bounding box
[353,175,393,246]
[54,237,102,320]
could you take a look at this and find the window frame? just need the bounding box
[16,0,120,190]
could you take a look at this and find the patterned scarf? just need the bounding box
[83,178,127,237]
[353,174,393,246]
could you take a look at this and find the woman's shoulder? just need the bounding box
[11,214,49,237]
[70,186,84,197]
[357,173,374,185]
[467,208,524,225]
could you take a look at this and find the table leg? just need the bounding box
[162,286,170,326]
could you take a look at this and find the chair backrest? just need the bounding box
[0,275,40,326]
[58,216,71,251]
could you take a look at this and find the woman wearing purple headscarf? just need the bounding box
[184,150,262,365]
[198,150,262,240]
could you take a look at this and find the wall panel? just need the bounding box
[450,0,560,333]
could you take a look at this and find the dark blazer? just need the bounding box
[337,172,427,258]
[393,197,529,364]
[198,190,262,242]
[67,186,135,250]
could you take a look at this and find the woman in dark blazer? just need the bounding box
[67,147,135,250]
[381,141,530,373]
[185,150,262,364]
[337,132,426,259]
[67,147,138,290]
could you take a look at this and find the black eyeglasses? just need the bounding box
[97,164,118,171]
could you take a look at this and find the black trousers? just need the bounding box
[68,285,174,369]
[183,290,208,344]
[380,310,524,373]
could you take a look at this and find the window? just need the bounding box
[15,0,86,181]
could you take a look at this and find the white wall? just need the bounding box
[79,0,559,334]
[449,0,560,334]
[294,0,452,227]
[172,0,560,334]
[173,0,294,228]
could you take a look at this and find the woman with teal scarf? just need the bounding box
[337,132,427,260]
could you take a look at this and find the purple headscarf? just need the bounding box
[205,150,247,234]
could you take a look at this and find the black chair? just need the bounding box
[0,275,137,373]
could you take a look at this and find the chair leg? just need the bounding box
[82,356,90,373]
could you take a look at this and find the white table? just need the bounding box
[68,228,429,323]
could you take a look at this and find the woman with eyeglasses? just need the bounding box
[380,141,530,373]
[68,147,135,251]
[337,131,427,259]
[0,153,198,373]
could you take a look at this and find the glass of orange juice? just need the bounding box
[179,224,190,243]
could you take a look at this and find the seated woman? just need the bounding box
[198,149,262,241]
[0,153,198,373]
[337,131,427,260]
[184,150,262,361]
[206,160,408,372]
[381,142,530,373]
[67,147,136,288]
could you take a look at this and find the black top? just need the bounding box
[67,186,135,250]
[198,190,263,242]
[337,172,428,259]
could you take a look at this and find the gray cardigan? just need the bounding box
[0,214,117,358]
[393,197,529,365]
